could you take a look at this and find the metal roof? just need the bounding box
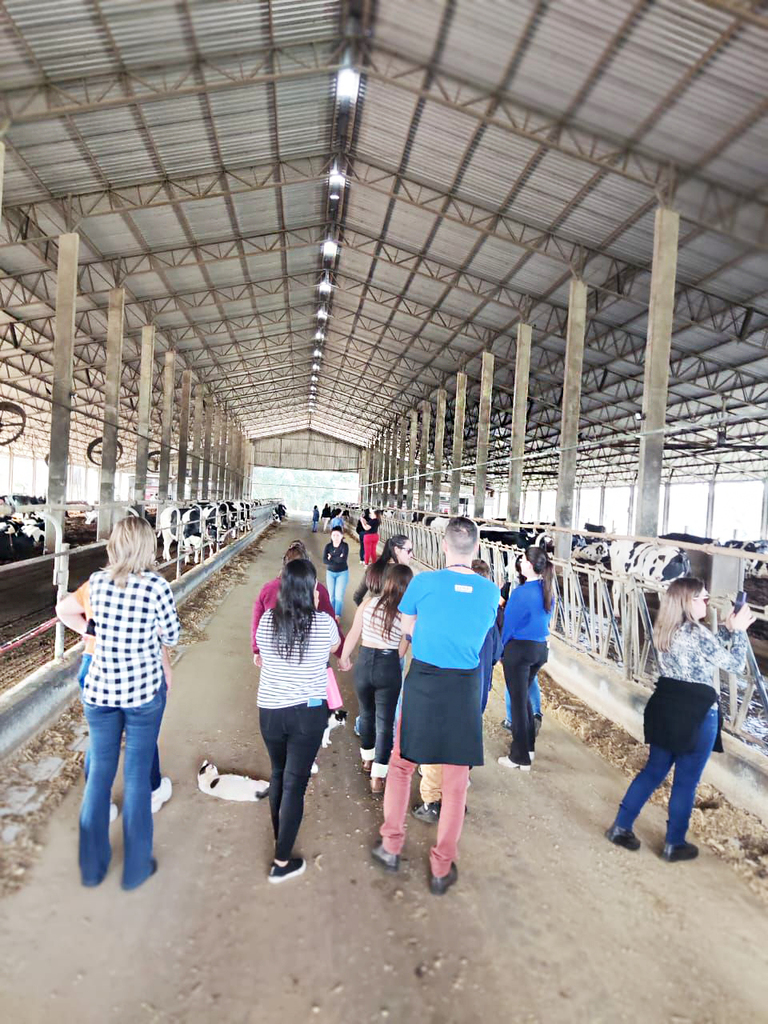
[0,0,767,487]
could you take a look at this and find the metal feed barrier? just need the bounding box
[374,510,768,751]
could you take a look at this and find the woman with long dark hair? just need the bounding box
[606,577,753,861]
[353,533,413,605]
[255,559,340,883]
[341,564,413,794]
[362,509,381,565]
[498,545,554,772]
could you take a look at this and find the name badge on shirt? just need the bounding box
[454,584,473,593]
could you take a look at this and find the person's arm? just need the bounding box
[340,602,366,669]
[316,583,345,654]
[161,643,173,692]
[155,579,181,648]
[398,633,410,660]
[500,586,525,647]
[400,612,416,643]
[698,607,754,675]
[252,586,268,661]
[56,591,88,636]
[352,576,369,605]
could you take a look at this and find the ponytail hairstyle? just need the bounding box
[653,576,705,653]
[272,559,317,661]
[525,545,554,613]
[373,564,413,641]
[365,534,410,594]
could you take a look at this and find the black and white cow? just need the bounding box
[158,504,217,563]
[721,539,768,578]
[609,540,691,584]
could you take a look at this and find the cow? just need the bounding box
[721,539,768,578]
[609,540,691,584]
[158,504,218,563]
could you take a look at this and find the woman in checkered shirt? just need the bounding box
[80,517,180,891]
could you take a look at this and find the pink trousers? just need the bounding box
[380,721,469,878]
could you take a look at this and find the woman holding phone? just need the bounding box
[606,577,754,862]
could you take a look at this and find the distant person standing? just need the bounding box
[323,526,350,617]
[321,503,331,532]
[372,517,499,895]
[356,512,369,564]
[311,505,320,533]
[362,509,381,565]
[329,508,344,531]
[498,546,554,772]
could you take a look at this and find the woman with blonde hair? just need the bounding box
[606,576,754,862]
[79,516,180,890]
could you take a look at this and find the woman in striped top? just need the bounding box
[341,565,412,794]
[255,558,340,883]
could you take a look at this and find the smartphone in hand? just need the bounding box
[733,590,747,614]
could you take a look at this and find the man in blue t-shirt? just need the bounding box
[372,517,499,896]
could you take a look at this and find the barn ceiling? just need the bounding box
[0,0,767,486]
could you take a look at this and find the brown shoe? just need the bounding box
[370,776,385,795]
[362,760,373,774]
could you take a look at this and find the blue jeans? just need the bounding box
[615,706,718,845]
[326,569,349,617]
[312,519,318,532]
[505,674,541,720]
[80,683,166,889]
[79,654,161,790]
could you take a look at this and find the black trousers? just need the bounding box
[502,640,549,766]
[259,703,327,861]
[354,647,402,765]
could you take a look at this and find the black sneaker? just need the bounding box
[429,862,458,896]
[268,858,306,884]
[500,719,512,732]
[412,801,441,824]
[661,841,698,863]
[605,824,641,851]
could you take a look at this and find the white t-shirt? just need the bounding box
[256,610,340,709]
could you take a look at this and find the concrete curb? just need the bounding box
[547,637,768,826]
[0,511,276,763]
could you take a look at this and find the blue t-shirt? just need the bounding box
[330,515,343,530]
[501,579,553,645]
[399,569,500,670]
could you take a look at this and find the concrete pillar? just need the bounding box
[176,368,192,502]
[220,416,230,497]
[635,207,680,535]
[761,477,768,539]
[418,400,431,509]
[474,351,494,519]
[212,413,222,499]
[406,409,418,509]
[158,350,175,501]
[507,323,532,524]
[397,417,407,509]
[628,483,636,534]
[201,401,213,500]
[554,278,588,560]
[706,472,717,537]
[97,287,124,540]
[372,436,382,506]
[450,372,467,515]
[385,427,395,505]
[661,479,671,534]
[190,384,203,500]
[358,448,368,505]
[46,233,79,551]
[133,325,156,513]
[431,388,446,513]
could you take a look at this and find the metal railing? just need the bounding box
[377,510,768,750]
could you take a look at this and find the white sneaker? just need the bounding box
[311,761,319,775]
[151,776,173,814]
[529,752,535,763]
[109,802,119,823]
[498,756,531,772]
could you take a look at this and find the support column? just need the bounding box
[372,436,381,507]
[190,384,203,500]
[358,448,369,505]
[761,477,768,539]
[385,427,394,506]
[418,400,431,509]
[450,372,467,515]
[158,350,175,502]
[219,416,229,498]
[201,401,213,500]
[46,232,79,551]
[661,478,672,534]
[211,411,221,499]
[705,471,718,537]
[98,287,124,540]
[598,482,606,527]
[555,278,588,560]
[431,388,446,513]
[635,207,680,535]
[397,416,407,509]
[406,409,418,509]
[507,323,532,524]
[133,325,155,514]
[177,368,191,502]
[474,351,494,519]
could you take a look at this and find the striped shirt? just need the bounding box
[83,570,180,707]
[362,597,402,649]
[256,610,340,709]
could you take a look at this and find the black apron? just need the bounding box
[400,658,484,767]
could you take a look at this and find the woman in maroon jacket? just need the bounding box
[252,541,345,664]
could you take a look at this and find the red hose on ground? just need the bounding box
[0,617,58,656]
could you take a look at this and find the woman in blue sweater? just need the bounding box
[498,546,554,772]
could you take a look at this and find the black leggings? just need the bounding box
[502,640,548,766]
[354,647,402,766]
[259,703,327,861]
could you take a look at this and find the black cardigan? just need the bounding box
[643,676,723,755]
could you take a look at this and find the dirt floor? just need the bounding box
[1,518,768,1024]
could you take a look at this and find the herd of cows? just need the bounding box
[0,496,285,564]
[408,513,768,583]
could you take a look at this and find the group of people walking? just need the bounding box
[59,507,755,893]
